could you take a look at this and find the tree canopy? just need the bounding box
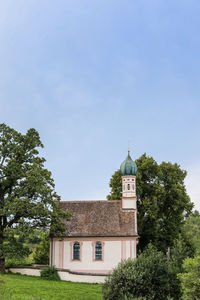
[0,123,70,272]
[107,153,193,252]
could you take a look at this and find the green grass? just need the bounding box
[0,273,103,300]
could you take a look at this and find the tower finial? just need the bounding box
[128,140,130,152]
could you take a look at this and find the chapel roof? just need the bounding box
[57,200,137,237]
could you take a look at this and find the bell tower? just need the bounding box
[120,150,137,210]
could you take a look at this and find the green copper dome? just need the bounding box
[120,151,137,176]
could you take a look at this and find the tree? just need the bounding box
[107,170,122,201]
[33,232,49,264]
[3,229,30,261]
[182,213,200,256]
[0,123,70,273]
[178,256,200,300]
[107,153,193,252]
[102,244,170,300]
[169,233,195,299]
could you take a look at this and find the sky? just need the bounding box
[0,0,200,210]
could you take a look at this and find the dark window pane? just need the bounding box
[73,242,80,260]
[95,242,102,260]
[127,184,130,190]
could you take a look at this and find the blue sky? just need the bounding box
[0,1,200,210]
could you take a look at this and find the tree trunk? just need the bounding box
[0,233,5,273]
[0,256,5,273]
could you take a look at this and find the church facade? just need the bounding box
[50,151,138,275]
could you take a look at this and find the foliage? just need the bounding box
[178,256,200,300]
[191,210,200,217]
[182,213,200,256]
[18,228,42,245]
[0,273,103,300]
[107,170,122,200]
[40,265,60,281]
[170,235,194,274]
[169,233,195,299]
[167,210,200,299]
[5,257,33,268]
[0,123,70,273]
[3,234,30,260]
[102,244,170,300]
[107,153,193,252]
[33,232,49,265]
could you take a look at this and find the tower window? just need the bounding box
[95,242,102,260]
[132,184,135,191]
[127,184,130,190]
[123,185,125,191]
[73,242,80,260]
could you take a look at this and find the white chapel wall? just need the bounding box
[54,238,136,272]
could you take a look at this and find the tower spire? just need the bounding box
[120,150,137,211]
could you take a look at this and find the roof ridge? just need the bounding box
[60,200,121,203]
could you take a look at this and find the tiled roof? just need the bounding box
[57,200,137,237]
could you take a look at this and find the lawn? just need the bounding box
[0,273,103,300]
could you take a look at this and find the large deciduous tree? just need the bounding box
[0,123,70,273]
[107,153,193,252]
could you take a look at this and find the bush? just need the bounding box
[40,265,60,281]
[102,244,170,300]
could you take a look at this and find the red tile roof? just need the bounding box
[58,200,137,237]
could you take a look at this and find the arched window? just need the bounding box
[73,242,80,260]
[127,184,130,190]
[95,242,102,260]
[132,184,135,191]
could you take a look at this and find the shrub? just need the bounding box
[40,265,60,281]
[102,244,170,300]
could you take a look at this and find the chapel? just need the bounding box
[50,151,138,275]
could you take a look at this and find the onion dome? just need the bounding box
[120,151,137,176]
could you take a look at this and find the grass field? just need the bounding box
[0,273,103,300]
